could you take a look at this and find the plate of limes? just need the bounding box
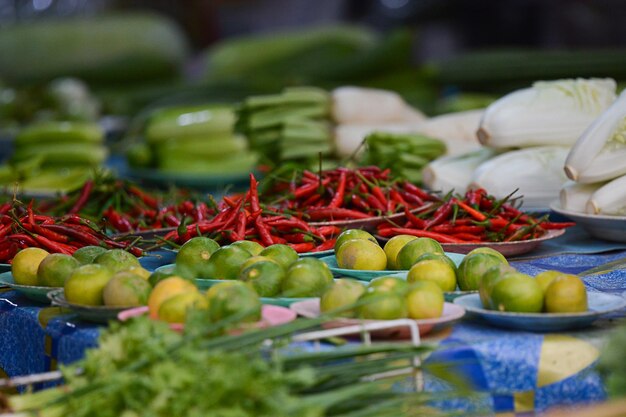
[454,292,626,332]
[47,288,129,324]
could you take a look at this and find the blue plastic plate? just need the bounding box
[453,292,626,332]
[319,252,466,281]
[299,249,334,258]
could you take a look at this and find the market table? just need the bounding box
[0,229,625,415]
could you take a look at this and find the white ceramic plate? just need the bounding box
[550,202,626,243]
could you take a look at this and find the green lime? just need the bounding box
[383,234,417,270]
[64,264,113,306]
[239,260,285,297]
[544,274,587,313]
[466,247,508,264]
[406,258,457,292]
[239,255,281,272]
[535,270,565,294]
[414,253,457,273]
[368,276,409,295]
[396,238,444,270]
[102,271,152,307]
[72,246,107,265]
[357,291,408,320]
[336,239,386,270]
[37,253,81,287]
[94,249,140,274]
[281,258,333,297]
[206,282,261,323]
[230,240,264,256]
[334,229,377,253]
[478,264,518,308]
[204,245,252,280]
[457,253,505,291]
[175,237,220,279]
[320,279,366,317]
[258,244,298,269]
[490,273,544,313]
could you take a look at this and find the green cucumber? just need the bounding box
[12,144,108,167]
[15,121,103,145]
[145,105,235,143]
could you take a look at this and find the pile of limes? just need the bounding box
[320,276,444,320]
[479,265,588,313]
[165,237,334,298]
[334,229,510,294]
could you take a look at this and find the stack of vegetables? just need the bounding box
[1,121,106,193]
[129,105,258,176]
[237,87,333,165]
[561,90,626,215]
[0,201,142,263]
[362,132,446,184]
[423,78,618,208]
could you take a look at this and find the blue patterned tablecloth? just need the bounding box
[0,239,625,416]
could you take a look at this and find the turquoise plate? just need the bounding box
[0,271,59,303]
[453,292,626,332]
[299,249,334,259]
[0,264,10,274]
[319,253,466,281]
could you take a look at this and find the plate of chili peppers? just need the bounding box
[375,188,575,257]
[0,271,59,303]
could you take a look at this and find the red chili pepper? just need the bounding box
[255,216,274,246]
[234,211,247,241]
[306,208,372,221]
[404,208,427,229]
[42,224,102,246]
[449,233,484,242]
[403,182,437,202]
[31,234,74,254]
[401,191,424,207]
[249,173,261,213]
[302,170,319,181]
[377,227,466,244]
[328,171,347,208]
[265,217,311,231]
[365,195,386,212]
[0,203,10,215]
[537,221,576,230]
[457,200,487,222]
[311,239,336,252]
[0,224,11,239]
[431,224,485,234]
[350,194,370,212]
[314,225,342,237]
[301,193,322,207]
[8,233,39,247]
[282,233,313,243]
[105,208,132,233]
[31,224,71,243]
[424,200,454,229]
[163,215,181,227]
[128,185,159,209]
[389,189,407,206]
[371,186,387,207]
[271,235,288,244]
[68,180,94,214]
[287,242,316,253]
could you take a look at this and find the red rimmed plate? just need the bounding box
[118,304,297,332]
[290,298,465,339]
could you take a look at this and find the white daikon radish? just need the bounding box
[565,89,626,183]
[559,181,603,213]
[477,78,616,148]
[470,146,570,209]
[331,86,426,124]
[586,174,626,215]
[423,148,498,194]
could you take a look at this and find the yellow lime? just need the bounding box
[335,239,386,270]
[147,276,197,319]
[37,253,80,287]
[406,280,444,319]
[466,247,508,264]
[230,240,264,256]
[357,291,407,320]
[124,266,151,280]
[535,270,565,294]
[406,259,457,292]
[258,244,298,269]
[158,291,208,324]
[11,247,50,286]
[72,246,107,265]
[544,274,588,313]
[368,276,409,295]
[64,264,113,306]
[334,229,377,253]
[383,235,417,270]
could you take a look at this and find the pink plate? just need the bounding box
[290,299,465,339]
[118,304,297,332]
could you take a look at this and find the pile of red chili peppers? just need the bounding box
[39,177,212,234]
[377,188,575,243]
[0,202,142,263]
[163,174,340,253]
[265,166,433,222]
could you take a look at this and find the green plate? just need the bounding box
[319,253,466,281]
[0,271,59,303]
[47,289,128,324]
[299,249,334,258]
[0,264,10,274]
